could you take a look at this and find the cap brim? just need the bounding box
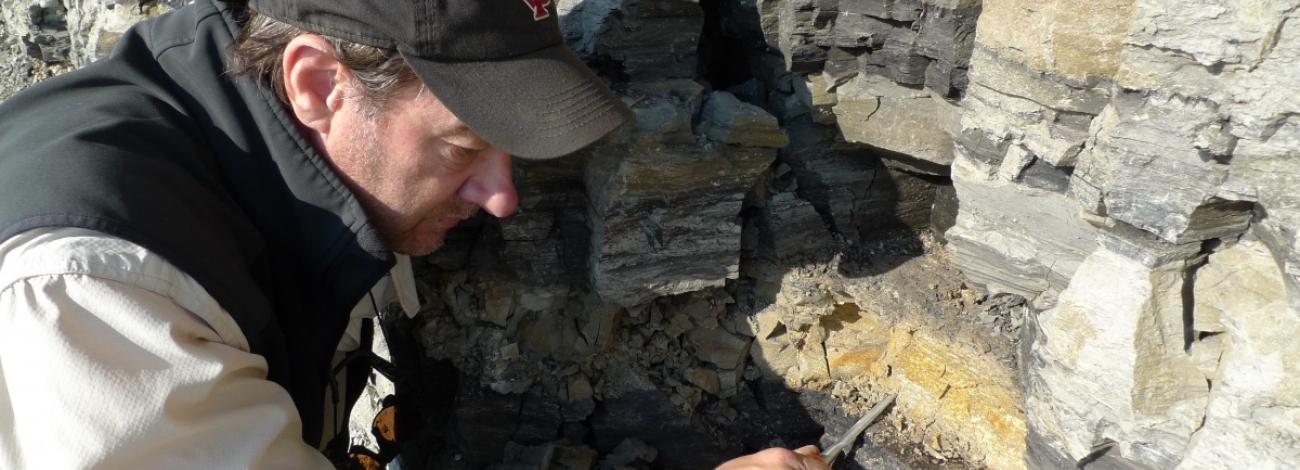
[400,45,633,160]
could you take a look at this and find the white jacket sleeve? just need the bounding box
[0,228,332,470]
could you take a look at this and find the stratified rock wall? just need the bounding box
[0,0,177,99]
[956,1,1299,468]
[754,0,1300,468]
[585,86,782,307]
[5,1,1300,469]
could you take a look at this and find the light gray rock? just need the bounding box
[1178,238,1300,469]
[831,74,958,169]
[2,0,180,100]
[967,47,1109,115]
[1125,0,1289,70]
[945,152,1098,308]
[1205,5,1300,313]
[1071,91,1253,244]
[757,0,979,97]
[1025,245,1208,469]
[965,7,1300,467]
[959,54,1098,169]
[65,0,171,66]
[770,0,835,73]
[0,0,116,99]
[1094,220,1203,269]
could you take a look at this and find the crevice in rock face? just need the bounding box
[1181,253,1210,352]
[17,0,1300,469]
[1074,440,1118,469]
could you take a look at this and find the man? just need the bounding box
[0,0,827,468]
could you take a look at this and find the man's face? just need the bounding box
[322,85,519,256]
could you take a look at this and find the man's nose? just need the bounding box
[458,148,518,217]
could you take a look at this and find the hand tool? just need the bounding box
[819,393,897,467]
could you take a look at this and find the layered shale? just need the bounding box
[4,1,1299,469]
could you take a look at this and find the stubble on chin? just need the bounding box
[393,234,445,256]
[394,203,479,256]
[365,202,472,256]
[379,219,446,256]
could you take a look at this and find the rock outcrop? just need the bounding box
[722,0,1300,467]
[0,0,176,99]
[949,1,1300,467]
[6,0,1300,469]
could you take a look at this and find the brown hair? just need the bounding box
[230,9,419,107]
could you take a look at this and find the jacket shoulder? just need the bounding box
[0,226,251,351]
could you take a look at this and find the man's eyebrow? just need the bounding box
[444,124,491,149]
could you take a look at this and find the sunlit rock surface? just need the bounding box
[7,0,1300,469]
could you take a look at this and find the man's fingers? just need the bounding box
[793,445,822,457]
[793,445,827,466]
[714,447,831,470]
[796,446,831,470]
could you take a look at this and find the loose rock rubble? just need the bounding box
[8,1,1300,469]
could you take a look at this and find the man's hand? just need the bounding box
[715,445,831,470]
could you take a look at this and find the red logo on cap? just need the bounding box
[522,0,552,20]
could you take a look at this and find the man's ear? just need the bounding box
[282,34,349,136]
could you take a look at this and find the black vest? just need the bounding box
[0,0,394,445]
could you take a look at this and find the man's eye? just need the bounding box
[446,146,477,166]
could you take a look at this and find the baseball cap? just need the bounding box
[248,0,633,159]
